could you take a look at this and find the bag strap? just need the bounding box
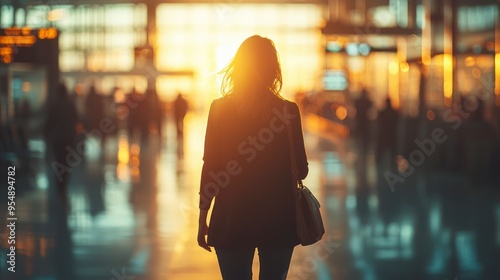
[285,103,303,189]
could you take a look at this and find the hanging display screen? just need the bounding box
[0,27,58,64]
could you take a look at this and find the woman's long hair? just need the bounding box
[219,35,283,117]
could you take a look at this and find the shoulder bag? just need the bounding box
[285,104,325,246]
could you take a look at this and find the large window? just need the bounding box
[156,4,324,106]
[2,4,146,72]
[56,4,147,72]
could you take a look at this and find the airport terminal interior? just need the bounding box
[1,0,500,279]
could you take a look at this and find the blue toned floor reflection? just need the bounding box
[0,111,499,280]
[311,126,500,280]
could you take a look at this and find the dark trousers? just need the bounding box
[215,247,294,280]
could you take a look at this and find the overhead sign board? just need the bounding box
[0,27,58,64]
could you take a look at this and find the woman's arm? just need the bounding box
[291,102,309,180]
[197,209,211,252]
[197,100,221,252]
[199,101,221,210]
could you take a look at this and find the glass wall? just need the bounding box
[454,2,497,112]
[55,4,147,72]
[2,3,324,106]
[156,4,324,107]
[2,4,147,71]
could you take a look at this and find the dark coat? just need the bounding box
[199,96,308,249]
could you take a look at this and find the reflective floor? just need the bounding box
[1,111,500,280]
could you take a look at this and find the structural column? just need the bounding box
[145,0,158,88]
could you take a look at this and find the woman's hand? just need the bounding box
[197,210,212,252]
[197,222,211,252]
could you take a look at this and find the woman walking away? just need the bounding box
[197,35,309,280]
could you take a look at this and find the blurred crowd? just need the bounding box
[0,81,189,203]
[297,88,500,185]
[1,82,499,202]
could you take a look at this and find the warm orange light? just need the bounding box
[155,4,324,106]
[400,62,409,72]
[5,27,26,35]
[130,156,140,166]
[396,155,409,173]
[389,62,399,74]
[336,37,349,47]
[114,88,126,103]
[305,114,349,138]
[22,82,31,92]
[74,84,84,96]
[443,54,453,99]
[444,82,453,99]
[88,52,104,71]
[117,137,129,164]
[0,35,36,46]
[21,27,32,35]
[422,54,431,66]
[38,28,58,40]
[335,106,348,120]
[131,166,140,183]
[496,54,500,102]
[129,141,140,181]
[130,143,140,156]
[2,55,12,63]
[0,47,13,55]
[476,56,494,68]
[465,56,475,67]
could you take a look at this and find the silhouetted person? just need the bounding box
[321,99,335,120]
[376,97,399,164]
[10,99,31,154]
[462,96,495,182]
[19,99,31,127]
[126,87,142,140]
[19,99,31,150]
[468,95,485,123]
[149,88,163,139]
[45,83,78,208]
[173,92,189,139]
[197,35,309,280]
[84,84,105,145]
[138,87,162,142]
[354,88,373,158]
